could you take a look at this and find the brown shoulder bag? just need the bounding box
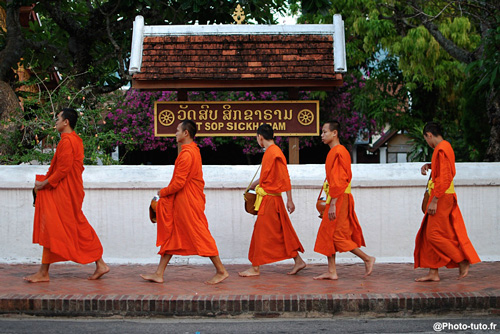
[421,174,431,214]
[316,178,327,218]
[244,165,261,215]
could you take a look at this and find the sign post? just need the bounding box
[288,88,300,164]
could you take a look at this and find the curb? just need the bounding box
[1,292,498,317]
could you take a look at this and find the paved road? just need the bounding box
[0,316,499,333]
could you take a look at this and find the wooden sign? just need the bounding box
[154,101,319,137]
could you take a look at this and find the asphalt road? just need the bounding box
[0,316,499,334]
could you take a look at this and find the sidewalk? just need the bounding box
[1,262,499,318]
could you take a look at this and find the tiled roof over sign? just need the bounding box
[129,15,347,90]
[135,34,335,81]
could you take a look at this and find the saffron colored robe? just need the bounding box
[33,131,103,264]
[314,145,365,256]
[156,142,219,257]
[248,144,304,266]
[414,140,480,269]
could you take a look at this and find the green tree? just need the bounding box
[292,0,499,162]
[0,0,289,162]
[0,70,132,164]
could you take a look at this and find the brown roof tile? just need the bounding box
[133,34,337,84]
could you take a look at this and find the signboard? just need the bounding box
[154,101,319,137]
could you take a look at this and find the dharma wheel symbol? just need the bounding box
[158,110,175,126]
[298,109,314,126]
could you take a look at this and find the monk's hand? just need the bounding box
[250,179,260,190]
[328,203,336,221]
[427,197,438,215]
[34,180,47,190]
[287,199,295,214]
[421,163,431,176]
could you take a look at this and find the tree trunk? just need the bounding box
[0,80,21,119]
[485,86,500,161]
[0,80,22,156]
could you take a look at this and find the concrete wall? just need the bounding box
[1,163,499,265]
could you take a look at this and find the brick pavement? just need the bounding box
[0,262,499,317]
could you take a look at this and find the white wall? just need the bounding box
[1,163,499,265]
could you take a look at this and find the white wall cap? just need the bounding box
[143,24,335,36]
[2,163,499,189]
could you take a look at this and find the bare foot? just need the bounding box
[313,272,338,280]
[23,272,50,283]
[415,269,440,282]
[238,267,260,277]
[364,256,376,277]
[140,273,164,283]
[288,261,306,275]
[458,261,470,280]
[415,275,440,282]
[88,264,110,280]
[205,271,229,285]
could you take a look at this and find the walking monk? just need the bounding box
[24,108,109,282]
[313,120,375,280]
[239,124,306,277]
[414,122,480,281]
[141,120,229,284]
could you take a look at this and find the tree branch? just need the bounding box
[409,0,476,64]
[423,20,476,63]
[90,78,129,95]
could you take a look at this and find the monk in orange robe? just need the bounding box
[24,108,109,283]
[141,120,229,285]
[414,121,480,281]
[239,124,306,277]
[313,120,375,280]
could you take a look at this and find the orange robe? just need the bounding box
[156,142,219,257]
[248,144,304,266]
[314,145,365,256]
[33,131,103,264]
[414,140,480,268]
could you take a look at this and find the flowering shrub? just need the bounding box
[319,73,379,148]
[107,90,177,151]
[107,90,303,155]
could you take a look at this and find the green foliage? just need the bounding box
[460,77,491,162]
[460,23,499,161]
[1,0,296,164]
[9,0,291,99]
[318,73,381,149]
[0,72,131,165]
[466,25,500,94]
[407,117,479,162]
[293,0,494,162]
[353,55,411,131]
[407,122,431,162]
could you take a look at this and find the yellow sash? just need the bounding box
[323,181,351,204]
[427,179,455,195]
[254,184,281,211]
